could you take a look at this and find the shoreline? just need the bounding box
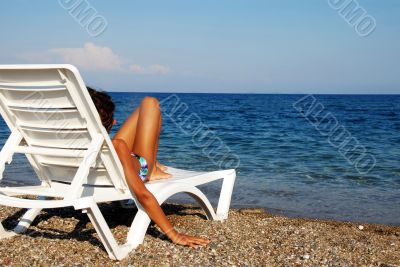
[1,203,399,266]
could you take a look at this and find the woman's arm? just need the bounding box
[112,139,209,248]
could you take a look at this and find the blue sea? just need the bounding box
[1,93,400,225]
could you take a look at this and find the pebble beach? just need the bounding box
[0,202,399,266]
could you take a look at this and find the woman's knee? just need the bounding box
[141,96,160,109]
[111,138,128,152]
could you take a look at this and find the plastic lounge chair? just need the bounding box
[0,65,236,260]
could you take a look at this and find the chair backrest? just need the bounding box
[0,65,127,190]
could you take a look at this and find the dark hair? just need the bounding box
[87,86,115,132]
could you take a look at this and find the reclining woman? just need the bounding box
[88,87,209,248]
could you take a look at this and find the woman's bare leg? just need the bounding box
[113,99,167,172]
[113,107,140,150]
[132,97,170,179]
[155,116,167,171]
[114,96,170,180]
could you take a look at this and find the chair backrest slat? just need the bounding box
[19,126,91,149]
[9,107,86,129]
[0,84,76,109]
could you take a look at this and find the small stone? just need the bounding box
[358,225,364,230]
[302,254,310,260]
[209,243,217,250]
[287,254,295,259]
[2,258,11,265]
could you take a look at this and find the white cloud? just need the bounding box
[50,42,123,71]
[129,64,145,73]
[129,64,170,75]
[18,43,171,75]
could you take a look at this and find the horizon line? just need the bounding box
[108,91,400,95]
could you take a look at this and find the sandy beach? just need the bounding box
[0,202,399,266]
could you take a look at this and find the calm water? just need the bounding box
[1,93,399,225]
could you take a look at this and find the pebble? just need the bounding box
[358,225,364,230]
[209,243,217,250]
[302,254,310,260]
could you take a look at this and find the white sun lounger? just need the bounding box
[0,64,236,260]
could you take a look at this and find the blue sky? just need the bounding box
[0,0,399,93]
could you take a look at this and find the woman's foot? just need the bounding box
[156,161,168,171]
[148,166,172,181]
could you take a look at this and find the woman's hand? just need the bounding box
[167,229,210,248]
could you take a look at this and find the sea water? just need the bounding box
[1,93,399,225]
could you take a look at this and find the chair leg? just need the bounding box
[126,207,151,247]
[13,208,42,234]
[74,197,133,260]
[184,190,217,220]
[13,196,46,234]
[216,172,236,221]
[0,197,44,239]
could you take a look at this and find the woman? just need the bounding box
[88,87,209,248]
